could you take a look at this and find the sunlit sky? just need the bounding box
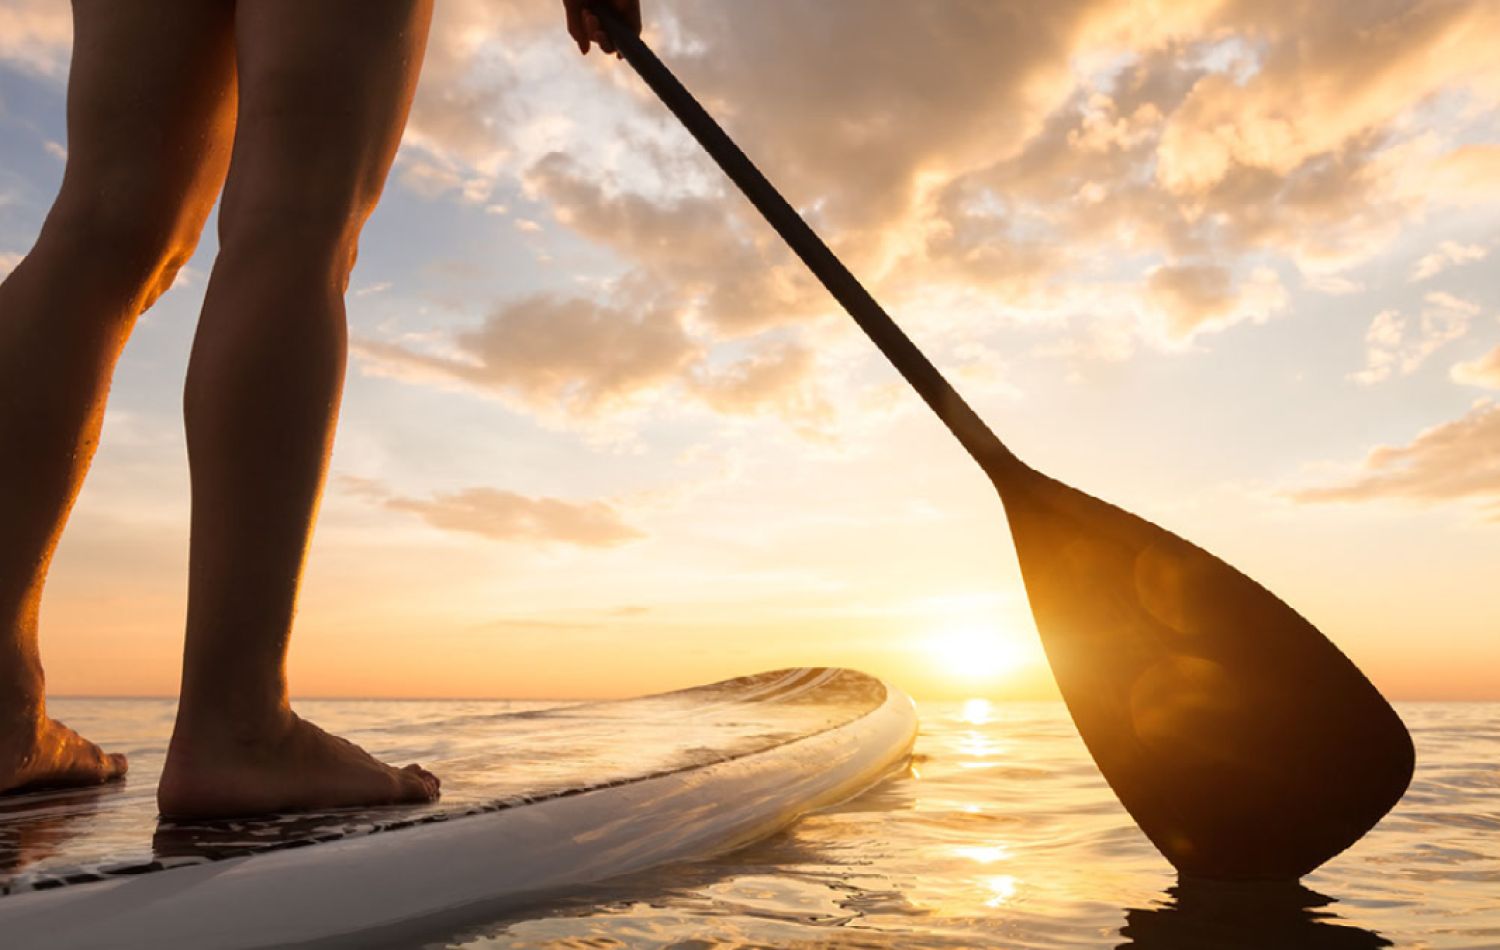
[1,1,1496,700]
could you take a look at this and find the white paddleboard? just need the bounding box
[0,668,916,949]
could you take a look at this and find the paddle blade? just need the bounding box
[995,466,1413,881]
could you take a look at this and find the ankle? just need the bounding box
[0,651,45,719]
[172,691,293,746]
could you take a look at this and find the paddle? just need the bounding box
[586,3,1414,881]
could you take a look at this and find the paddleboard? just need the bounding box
[0,667,916,949]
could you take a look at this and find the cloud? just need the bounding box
[387,0,1500,386]
[687,339,833,434]
[399,0,544,174]
[1145,263,1231,334]
[658,2,1097,236]
[354,293,700,416]
[1350,310,1407,385]
[357,149,843,434]
[1042,6,1499,292]
[524,152,822,335]
[1452,346,1500,390]
[397,156,494,202]
[1412,241,1489,282]
[1421,144,1500,205]
[1350,293,1480,384]
[1154,2,1500,197]
[342,477,643,547]
[0,0,72,78]
[1290,401,1500,519]
[1303,273,1363,296]
[1144,263,1287,339]
[353,286,837,435]
[933,0,1499,283]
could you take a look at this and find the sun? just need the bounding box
[926,624,1033,682]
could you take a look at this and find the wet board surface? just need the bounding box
[0,668,916,950]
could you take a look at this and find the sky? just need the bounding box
[0,0,1496,701]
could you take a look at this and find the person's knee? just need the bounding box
[216,179,377,293]
[40,183,209,303]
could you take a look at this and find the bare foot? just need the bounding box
[0,710,128,795]
[158,709,439,818]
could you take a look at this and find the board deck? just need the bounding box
[0,668,916,949]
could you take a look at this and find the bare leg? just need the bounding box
[157,0,438,818]
[0,1,236,795]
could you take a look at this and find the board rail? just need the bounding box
[0,670,917,950]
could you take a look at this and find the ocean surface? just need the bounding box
[23,698,1500,948]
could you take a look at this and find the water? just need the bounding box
[27,699,1500,948]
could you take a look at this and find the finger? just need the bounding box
[595,11,616,54]
[584,10,613,54]
[563,0,589,54]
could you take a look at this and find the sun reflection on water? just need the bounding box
[957,703,1006,762]
[982,874,1020,907]
[953,844,1012,864]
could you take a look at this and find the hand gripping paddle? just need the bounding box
[587,3,1414,880]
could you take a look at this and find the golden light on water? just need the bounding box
[958,731,1003,762]
[953,844,1012,864]
[982,874,1019,907]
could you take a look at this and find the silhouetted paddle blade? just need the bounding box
[589,3,1415,880]
[998,463,1413,879]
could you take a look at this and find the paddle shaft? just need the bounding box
[589,4,1019,475]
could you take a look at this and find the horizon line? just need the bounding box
[48,693,1500,703]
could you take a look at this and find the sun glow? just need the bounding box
[926,624,1033,683]
[962,697,992,724]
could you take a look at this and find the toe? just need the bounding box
[397,766,439,803]
[107,752,128,780]
[403,763,439,788]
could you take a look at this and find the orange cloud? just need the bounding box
[524,153,823,335]
[354,294,699,416]
[392,0,1500,372]
[352,287,839,433]
[1452,346,1500,390]
[344,477,644,547]
[1291,401,1500,519]
[1423,144,1500,205]
[658,2,1098,236]
[1144,263,1286,339]
[1156,2,1499,194]
[687,339,833,434]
